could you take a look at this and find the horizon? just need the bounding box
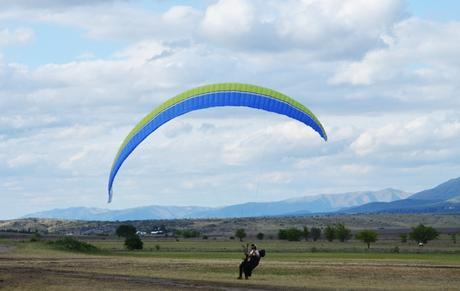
[2,0,460,219]
[19,185,423,218]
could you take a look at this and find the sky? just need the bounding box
[1,0,460,219]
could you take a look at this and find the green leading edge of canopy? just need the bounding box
[112,83,327,167]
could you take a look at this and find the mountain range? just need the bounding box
[24,188,409,221]
[23,177,460,220]
[343,177,460,214]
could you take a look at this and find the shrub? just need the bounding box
[202,235,208,240]
[256,232,264,240]
[124,235,143,250]
[155,244,160,251]
[30,232,42,242]
[116,224,136,238]
[52,237,98,252]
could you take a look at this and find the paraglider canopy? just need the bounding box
[108,83,327,202]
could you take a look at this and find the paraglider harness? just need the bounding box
[239,244,266,279]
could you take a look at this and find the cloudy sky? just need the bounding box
[1,0,460,219]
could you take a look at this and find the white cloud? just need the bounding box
[0,27,34,46]
[1,0,460,218]
[199,0,407,56]
[201,0,254,42]
[331,18,460,87]
[350,113,460,159]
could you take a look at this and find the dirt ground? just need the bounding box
[1,244,460,290]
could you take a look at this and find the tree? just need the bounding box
[124,234,143,250]
[235,228,246,242]
[278,229,287,240]
[356,230,378,249]
[116,224,136,238]
[409,224,439,244]
[178,229,200,238]
[310,227,321,241]
[324,225,335,242]
[278,228,303,241]
[335,224,352,242]
[302,227,310,241]
[286,228,303,241]
[256,232,264,240]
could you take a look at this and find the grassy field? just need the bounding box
[1,235,460,290]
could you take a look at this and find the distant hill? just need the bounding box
[23,189,408,220]
[343,177,460,214]
[24,206,213,221]
[193,188,409,218]
[409,177,460,201]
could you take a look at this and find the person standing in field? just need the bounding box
[238,244,260,279]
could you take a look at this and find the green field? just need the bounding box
[1,235,460,290]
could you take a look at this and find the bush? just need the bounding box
[409,224,439,244]
[30,232,42,242]
[116,224,136,238]
[392,246,400,253]
[155,244,160,251]
[51,237,98,252]
[256,232,264,240]
[202,235,208,240]
[124,235,143,250]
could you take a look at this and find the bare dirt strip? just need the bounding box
[0,266,308,291]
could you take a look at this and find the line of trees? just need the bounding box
[276,226,322,241]
[114,223,443,249]
[175,229,201,238]
[322,223,352,242]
